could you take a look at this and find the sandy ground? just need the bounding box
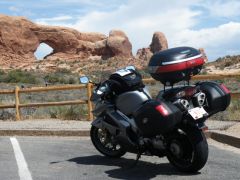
[206,64,240,74]
[225,123,240,137]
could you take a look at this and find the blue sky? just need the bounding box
[1,0,240,61]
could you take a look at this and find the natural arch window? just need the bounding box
[34,43,53,60]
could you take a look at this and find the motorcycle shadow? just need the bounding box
[65,155,200,179]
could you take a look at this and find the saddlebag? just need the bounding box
[198,82,231,116]
[133,100,182,137]
[148,47,205,85]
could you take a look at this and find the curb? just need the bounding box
[0,129,213,138]
[0,130,90,136]
[208,131,240,149]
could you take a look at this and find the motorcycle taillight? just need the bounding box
[220,84,230,94]
[176,87,197,98]
[185,87,197,97]
[155,104,169,117]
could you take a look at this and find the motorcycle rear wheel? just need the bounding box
[166,126,208,173]
[90,126,126,158]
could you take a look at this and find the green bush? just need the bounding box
[44,73,77,84]
[68,77,76,84]
[227,100,240,121]
[48,105,88,120]
[56,68,72,74]
[0,70,38,84]
[44,74,60,84]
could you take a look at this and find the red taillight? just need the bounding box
[155,104,169,117]
[184,87,197,97]
[220,84,230,94]
[176,87,197,98]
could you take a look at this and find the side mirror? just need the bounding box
[79,76,89,84]
[126,65,135,70]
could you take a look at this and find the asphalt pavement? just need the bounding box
[0,136,240,180]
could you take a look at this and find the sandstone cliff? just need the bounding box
[0,14,133,69]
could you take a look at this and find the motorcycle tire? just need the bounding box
[90,126,126,158]
[166,126,208,173]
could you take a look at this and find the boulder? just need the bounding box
[106,30,133,58]
[150,32,168,53]
[136,48,153,61]
[136,32,168,64]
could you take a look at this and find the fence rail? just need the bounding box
[0,74,239,121]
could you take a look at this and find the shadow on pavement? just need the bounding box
[53,155,200,179]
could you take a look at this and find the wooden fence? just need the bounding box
[0,74,239,121]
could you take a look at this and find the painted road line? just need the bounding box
[10,137,33,180]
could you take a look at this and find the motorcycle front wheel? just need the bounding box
[166,126,208,173]
[90,126,126,158]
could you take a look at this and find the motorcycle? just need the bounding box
[80,47,231,173]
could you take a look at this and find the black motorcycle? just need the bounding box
[80,47,231,173]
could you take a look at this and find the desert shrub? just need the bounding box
[227,99,240,121]
[59,77,68,84]
[0,69,5,75]
[56,68,72,74]
[1,70,38,84]
[44,72,78,84]
[68,77,76,84]
[44,73,59,84]
[48,105,88,120]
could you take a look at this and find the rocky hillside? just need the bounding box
[204,55,240,74]
[0,14,170,74]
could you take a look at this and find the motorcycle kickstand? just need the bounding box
[130,149,142,167]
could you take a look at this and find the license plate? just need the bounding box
[188,107,208,120]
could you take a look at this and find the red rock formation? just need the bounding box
[199,48,208,63]
[136,48,152,61]
[136,31,168,64]
[0,14,133,68]
[150,32,168,53]
[106,30,132,58]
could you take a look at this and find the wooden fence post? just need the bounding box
[15,86,20,121]
[87,83,93,121]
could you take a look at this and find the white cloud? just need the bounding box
[50,0,202,52]
[9,6,20,12]
[36,15,73,25]
[33,0,240,61]
[202,0,240,18]
[172,22,240,60]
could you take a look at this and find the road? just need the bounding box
[0,136,240,180]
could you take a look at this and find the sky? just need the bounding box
[1,0,240,61]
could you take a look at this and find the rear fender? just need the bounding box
[181,118,207,144]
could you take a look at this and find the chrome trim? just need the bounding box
[162,54,202,65]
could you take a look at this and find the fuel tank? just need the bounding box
[116,89,150,115]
